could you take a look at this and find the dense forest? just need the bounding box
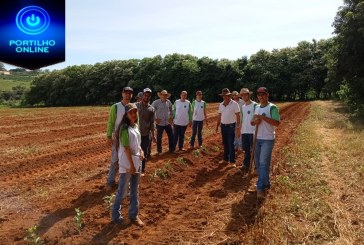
[18,0,364,116]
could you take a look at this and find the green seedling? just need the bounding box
[164,161,174,171]
[24,225,42,245]
[103,194,116,210]
[74,208,85,232]
[176,157,188,166]
[213,146,220,152]
[193,149,200,157]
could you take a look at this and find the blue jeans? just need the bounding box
[241,134,254,168]
[254,139,275,191]
[173,124,187,150]
[190,120,203,147]
[140,135,151,173]
[156,124,174,153]
[221,123,236,163]
[107,139,118,186]
[112,173,140,222]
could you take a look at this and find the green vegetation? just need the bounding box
[176,157,188,166]
[102,194,116,211]
[74,208,85,232]
[0,79,31,91]
[24,225,42,245]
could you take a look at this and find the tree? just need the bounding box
[333,0,364,115]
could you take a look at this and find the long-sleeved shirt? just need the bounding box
[136,102,155,136]
[173,99,192,126]
[152,99,173,126]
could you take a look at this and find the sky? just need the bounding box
[5,0,343,70]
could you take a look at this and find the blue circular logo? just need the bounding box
[16,6,50,35]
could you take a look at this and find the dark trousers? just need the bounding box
[156,124,174,153]
[140,135,151,172]
[173,124,187,150]
[190,120,203,147]
[221,123,236,163]
[241,133,254,168]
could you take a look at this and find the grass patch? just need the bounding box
[0,79,31,91]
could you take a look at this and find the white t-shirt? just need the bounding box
[192,100,206,121]
[254,102,280,140]
[118,125,142,173]
[218,100,240,124]
[241,101,257,134]
[173,99,192,126]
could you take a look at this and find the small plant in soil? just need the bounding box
[24,225,42,245]
[164,161,174,171]
[103,194,116,210]
[213,145,220,152]
[74,208,85,232]
[176,157,187,166]
[193,149,200,157]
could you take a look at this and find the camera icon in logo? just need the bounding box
[16,6,50,35]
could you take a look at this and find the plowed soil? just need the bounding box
[0,102,310,244]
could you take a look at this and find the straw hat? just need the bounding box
[219,88,232,96]
[240,88,253,95]
[157,90,171,98]
[231,91,241,97]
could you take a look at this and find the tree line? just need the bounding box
[22,0,363,116]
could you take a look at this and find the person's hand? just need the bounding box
[254,118,262,125]
[152,136,157,143]
[254,115,264,120]
[107,138,113,147]
[140,150,145,160]
[155,118,161,124]
[169,118,174,125]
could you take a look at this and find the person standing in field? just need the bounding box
[232,91,244,152]
[190,90,208,149]
[136,88,156,176]
[239,88,257,174]
[111,103,144,226]
[135,92,143,103]
[251,87,280,200]
[173,91,192,151]
[215,88,241,165]
[106,86,133,192]
[152,90,174,154]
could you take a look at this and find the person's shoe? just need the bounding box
[230,163,237,168]
[218,160,228,164]
[131,216,144,227]
[179,148,186,151]
[257,190,266,200]
[141,172,145,177]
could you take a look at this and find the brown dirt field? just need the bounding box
[0,102,309,244]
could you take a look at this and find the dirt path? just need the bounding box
[0,102,309,244]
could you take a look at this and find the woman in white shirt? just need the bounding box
[111,103,145,227]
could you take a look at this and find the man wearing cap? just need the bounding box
[215,88,241,165]
[152,90,174,154]
[135,92,143,103]
[239,88,257,174]
[106,86,133,191]
[190,90,208,149]
[136,88,155,175]
[232,91,244,109]
[251,87,280,199]
[173,91,192,151]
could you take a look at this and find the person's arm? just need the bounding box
[188,101,192,123]
[172,101,176,119]
[204,101,208,126]
[169,101,174,125]
[106,104,117,145]
[150,109,156,142]
[120,127,136,174]
[235,103,241,134]
[215,113,221,133]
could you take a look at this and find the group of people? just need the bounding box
[106,85,280,226]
